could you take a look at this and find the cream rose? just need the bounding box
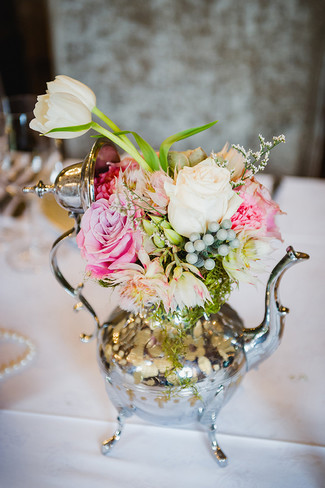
[164,158,242,237]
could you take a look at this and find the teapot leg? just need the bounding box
[101,407,132,455]
[198,385,227,466]
[208,423,227,467]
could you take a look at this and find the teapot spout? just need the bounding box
[243,246,309,370]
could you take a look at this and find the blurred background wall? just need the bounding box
[1,0,324,176]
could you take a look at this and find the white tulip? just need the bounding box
[164,158,242,238]
[30,92,93,139]
[46,75,96,111]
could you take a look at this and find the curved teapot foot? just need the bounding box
[101,408,132,455]
[209,423,228,467]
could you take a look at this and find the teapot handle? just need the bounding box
[50,213,101,343]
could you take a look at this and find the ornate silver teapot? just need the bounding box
[25,139,309,466]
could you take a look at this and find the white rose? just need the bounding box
[164,158,242,237]
[29,75,96,139]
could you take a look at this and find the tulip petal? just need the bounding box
[47,75,96,110]
[29,91,92,139]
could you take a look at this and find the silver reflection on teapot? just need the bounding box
[96,246,309,466]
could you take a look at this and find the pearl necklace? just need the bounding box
[0,328,36,380]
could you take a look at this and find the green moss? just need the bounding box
[98,279,111,288]
[161,378,202,402]
[160,324,187,370]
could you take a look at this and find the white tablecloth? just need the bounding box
[0,176,324,488]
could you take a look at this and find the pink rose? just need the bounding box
[231,177,283,239]
[76,198,142,279]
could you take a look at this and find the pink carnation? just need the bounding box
[231,196,264,231]
[231,177,283,240]
[94,165,121,200]
[94,157,139,201]
[76,198,142,279]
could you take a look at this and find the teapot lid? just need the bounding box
[23,138,120,214]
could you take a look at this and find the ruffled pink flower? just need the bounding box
[110,251,170,312]
[76,198,142,279]
[230,195,264,231]
[216,142,246,181]
[231,177,283,240]
[169,267,211,312]
[120,156,140,171]
[144,170,172,214]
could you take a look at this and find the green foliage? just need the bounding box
[160,324,187,370]
[92,122,152,171]
[162,378,201,402]
[98,279,111,288]
[46,122,92,134]
[148,319,201,400]
[146,259,234,331]
[178,260,234,327]
[159,120,218,171]
[114,130,160,171]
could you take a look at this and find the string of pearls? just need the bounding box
[0,328,36,380]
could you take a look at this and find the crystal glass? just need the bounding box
[0,95,61,271]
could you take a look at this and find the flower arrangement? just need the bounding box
[30,75,285,328]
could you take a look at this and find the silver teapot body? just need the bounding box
[97,305,246,428]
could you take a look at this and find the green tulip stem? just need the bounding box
[91,122,152,172]
[92,106,120,132]
[92,106,138,154]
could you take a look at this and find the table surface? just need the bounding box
[0,175,324,488]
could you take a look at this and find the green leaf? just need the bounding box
[150,215,164,225]
[91,122,152,172]
[153,235,165,248]
[159,120,218,171]
[163,228,183,245]
[142,219,156,236]
[46,122,92,134]
[115,130,160,171]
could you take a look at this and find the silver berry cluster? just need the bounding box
[184,220,240,270]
